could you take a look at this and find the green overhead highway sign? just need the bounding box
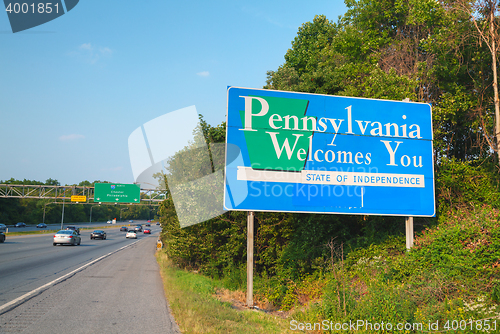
[94,183,140,203]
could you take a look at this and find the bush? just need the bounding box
[436,158,500,213]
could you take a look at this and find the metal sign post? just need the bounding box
[246,211,254,308]
[402,98,414,250]
[405,216,414,250]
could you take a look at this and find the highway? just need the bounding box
[0,221,180,333]
[3,221,131,233]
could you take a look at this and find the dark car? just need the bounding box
[65,226,80,235]
[0,232,5,243]
[37,223,47,228]
[134,225,142,232]
[145,223,151,227]
[156,222,160,226]
[120,226,128,232]
[15,222,26,228]
[90,230,106,240]
[143,228,151,234]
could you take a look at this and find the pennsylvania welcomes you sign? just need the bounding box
[224,87,435,217]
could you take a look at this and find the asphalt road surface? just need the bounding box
[0,224,180,333]
[4,221,135,233]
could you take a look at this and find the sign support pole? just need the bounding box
[405,216,414,250]
[401,98,414,250]
[60,199,65,230]
[246,211,254,308]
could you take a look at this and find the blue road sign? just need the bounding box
[224,87,435,217]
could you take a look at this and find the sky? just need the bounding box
[0,0,348,187]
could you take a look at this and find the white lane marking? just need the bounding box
[0,238,144,314]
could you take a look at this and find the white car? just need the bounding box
[126,231,137,239]
[107,220,112,224]
[53,230,81,246]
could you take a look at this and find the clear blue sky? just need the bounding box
[0,0,347,186]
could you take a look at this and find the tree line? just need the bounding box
[0,178,158,225]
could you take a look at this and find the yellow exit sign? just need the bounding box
[71,195,87,202]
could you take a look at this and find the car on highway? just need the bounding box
[156,222,160,225]
[65,226,80,235]
[0,223,6,232]
[15,222,26,228]
[90,230,107,240]
[120,226,128,232]
[36,223,47,228]
[107,220,112,224]
[143,228,151,234]
[129,220,134,223]
[0,232,5,243]
[134,225,142,232]
[145,223,151,227]
[126,230,137,239]
[53,230,81,246]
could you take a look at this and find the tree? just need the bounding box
[265,0,499,163]
[78,180,92,187]
[45,178,60,186]
[454,0,500,164]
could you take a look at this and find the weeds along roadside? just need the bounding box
[157,206,500,334]
[155,252,293,334]
[156,158,500,333]
[290,206,500,334]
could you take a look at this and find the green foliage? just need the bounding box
[433,86,479,160]
[341,67,418,101]
[290,207,498,333]
[284,15,336,76]
[492,281,500,304]
[410,208,500,283]
[266,0,497,162]
[160,199,248,272]
[436,157,500,213]
[159,2,500,327]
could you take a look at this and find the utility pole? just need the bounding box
[60,200,65,230]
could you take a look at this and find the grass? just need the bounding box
[5,229,60,236]
[156,252,294,334]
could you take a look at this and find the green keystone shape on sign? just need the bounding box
[94,183,140,203]
[239,95,311,172]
